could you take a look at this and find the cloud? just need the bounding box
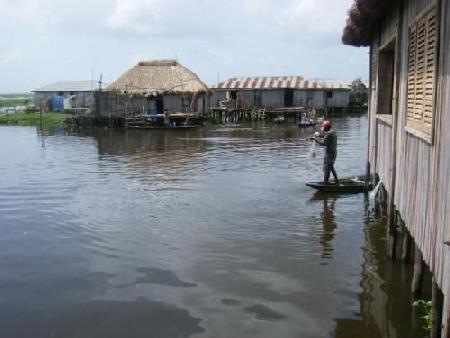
[0,48,27,64]
[207,48,233,65]
[0,0,368,93]
[107,0,169,34]
[280,0,350,34]
[240,0,350,39]
[0,0,351,40]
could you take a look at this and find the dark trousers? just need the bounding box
[324,155,338,183]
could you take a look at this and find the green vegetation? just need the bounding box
[0,94,33,108]
[413,299,432,332]
[0,112,69,128]
[350,78,368,107]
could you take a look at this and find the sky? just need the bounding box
[0,0,368,93]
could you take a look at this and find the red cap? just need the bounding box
[323,120,331,130]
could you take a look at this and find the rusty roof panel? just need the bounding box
[212,76,351,90]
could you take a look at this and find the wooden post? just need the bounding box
[387,206,397,259]
[378,183,388,217]
[386,0,404,260]
[431,277,444,338]
[411,245,425,296]
[446,299,450,338]
[445,265,450,338]
[365,161,371,189]
[401,224,412,262]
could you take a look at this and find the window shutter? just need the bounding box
[407,26,417,122]
[423,11,437,135]
[406,6,438,137]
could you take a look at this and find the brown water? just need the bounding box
[0,116,426,338]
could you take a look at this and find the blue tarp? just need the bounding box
[52,95,64,112]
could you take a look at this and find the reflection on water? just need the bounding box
[0,117,425,337]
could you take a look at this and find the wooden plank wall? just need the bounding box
[376,121,393,192]
[394,0,446,285]
[369,0,449,323]
[435,0,450,334]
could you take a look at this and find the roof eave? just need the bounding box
[341,0,394,47]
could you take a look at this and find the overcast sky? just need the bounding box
[0,0,368,93]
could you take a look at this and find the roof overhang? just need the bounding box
[342,0,393,46]
[211,87,351,92]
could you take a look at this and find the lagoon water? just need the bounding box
[0,116,425,337]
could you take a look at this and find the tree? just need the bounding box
[349,78,368,106]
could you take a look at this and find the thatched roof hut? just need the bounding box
[107,60,209,95]
[342,0,391,46]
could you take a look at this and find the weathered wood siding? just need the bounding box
[376,121,393,192]
[210,89,350,109]
[34,91,96,110]
[97,92,209,118]
[369,2,450,332]
[210,91,227,108]
[327,91,351,108]
[437,4,450,330]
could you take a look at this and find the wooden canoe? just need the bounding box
[298,122,317,128]
[306,177,373,193]
[127,125,200,130]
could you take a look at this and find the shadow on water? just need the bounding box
[0,299,204,338]
[333,201,429,338]
[117,267,198,288]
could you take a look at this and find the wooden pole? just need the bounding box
[366,42,373,188]
[401,225,412,262]
[446,299,450,338]
[411,245,425,296]
[445,257,450,338]
[432,277,444,338]
[387,206,397,259]
[387,0,404,261]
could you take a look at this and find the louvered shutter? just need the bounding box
[423,11,437,135]
[406,6,438,137]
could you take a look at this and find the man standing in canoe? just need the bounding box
[313,120,338,183]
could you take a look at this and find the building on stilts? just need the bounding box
[342,0,450,336]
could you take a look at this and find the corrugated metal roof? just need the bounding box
[33,81,97,92]
[211,76,351,90]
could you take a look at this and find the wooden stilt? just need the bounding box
[446,301,450,338]
[376,183,388,217]
[365,161,371,189]
[387,204,397,259]
[401,224,412,262]
[374,192,380,216]
[431,278,444,338]
[411,245,425,296]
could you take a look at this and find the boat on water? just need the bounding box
[306,176,373,193]
[298,110,318,128]
[125,111,202,129]
[298,121,317,128]
[127,125,200,130]
[273,116,285,123]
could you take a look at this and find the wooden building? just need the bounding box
[210,76,351,110]
[343,0,450,336]
[99,60,210,123]
[33,81,97,113]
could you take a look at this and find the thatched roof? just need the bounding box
[342,0,392,46]
[107,60,209,95]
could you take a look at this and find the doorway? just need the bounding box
[284,89,294,107]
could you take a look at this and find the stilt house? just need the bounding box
[343,0,450,335]
[210,76,351,110]
[99,60,209,120]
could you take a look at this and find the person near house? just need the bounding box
[313,120,338,183]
